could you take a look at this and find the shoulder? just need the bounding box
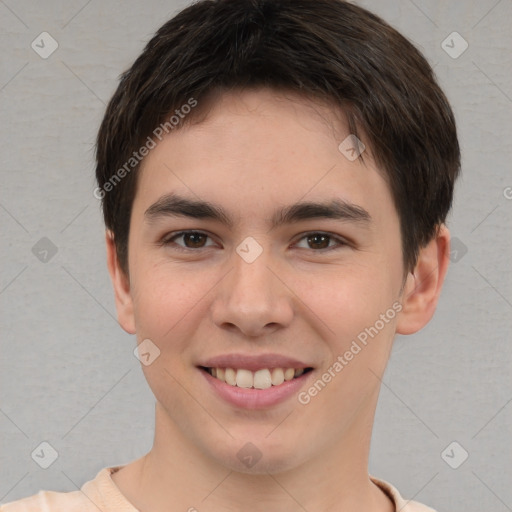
[1,466,134,512]
[371,475,437,512]
[0,488,92,512]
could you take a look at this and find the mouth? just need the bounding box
[196,353,316,409]
[198,366,314,390]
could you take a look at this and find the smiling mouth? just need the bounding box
[199,366,313,389]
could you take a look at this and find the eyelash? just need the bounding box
[160,230,348,253]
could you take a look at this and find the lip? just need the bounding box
[198,366,315,410]
[198,353,312,372]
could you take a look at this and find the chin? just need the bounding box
[226,452,301,475]
[209,437,306,475]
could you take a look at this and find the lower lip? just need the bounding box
[199,368,313,410]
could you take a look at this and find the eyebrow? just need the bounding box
[144,192,372,229]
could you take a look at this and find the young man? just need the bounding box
[2,0,460,510]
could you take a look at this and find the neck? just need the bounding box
[113,399,394,512]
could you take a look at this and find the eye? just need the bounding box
[161,230,217,250]
[294,232,347,251]
[160,230,348,252]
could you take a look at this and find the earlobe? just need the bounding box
[105,231,136,335]
[396,225,450,335]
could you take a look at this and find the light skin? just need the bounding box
[106,88,450,512]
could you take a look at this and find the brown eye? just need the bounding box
[294,232,346,251]
[163,231,216,250]
[306,234,331,249]
[181,232,207,248]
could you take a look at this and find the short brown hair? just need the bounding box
[95,0,461,275]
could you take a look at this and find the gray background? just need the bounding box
[1,0,511,510]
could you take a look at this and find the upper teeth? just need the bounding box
[208,367,305,389]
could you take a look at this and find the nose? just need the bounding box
[210,245,294,338]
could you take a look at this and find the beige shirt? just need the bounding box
[1,466,436,511]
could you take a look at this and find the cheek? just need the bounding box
[301,264,398,341]
[130,260,209,341]
[298,271,399,423]
[298,264,400,409]
[129,266,208,408]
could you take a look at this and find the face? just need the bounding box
[111,88,420,474]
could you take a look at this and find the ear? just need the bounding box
[105,231,136,334]
[396,225,450,335]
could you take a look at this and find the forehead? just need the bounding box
[133,88,396,226]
